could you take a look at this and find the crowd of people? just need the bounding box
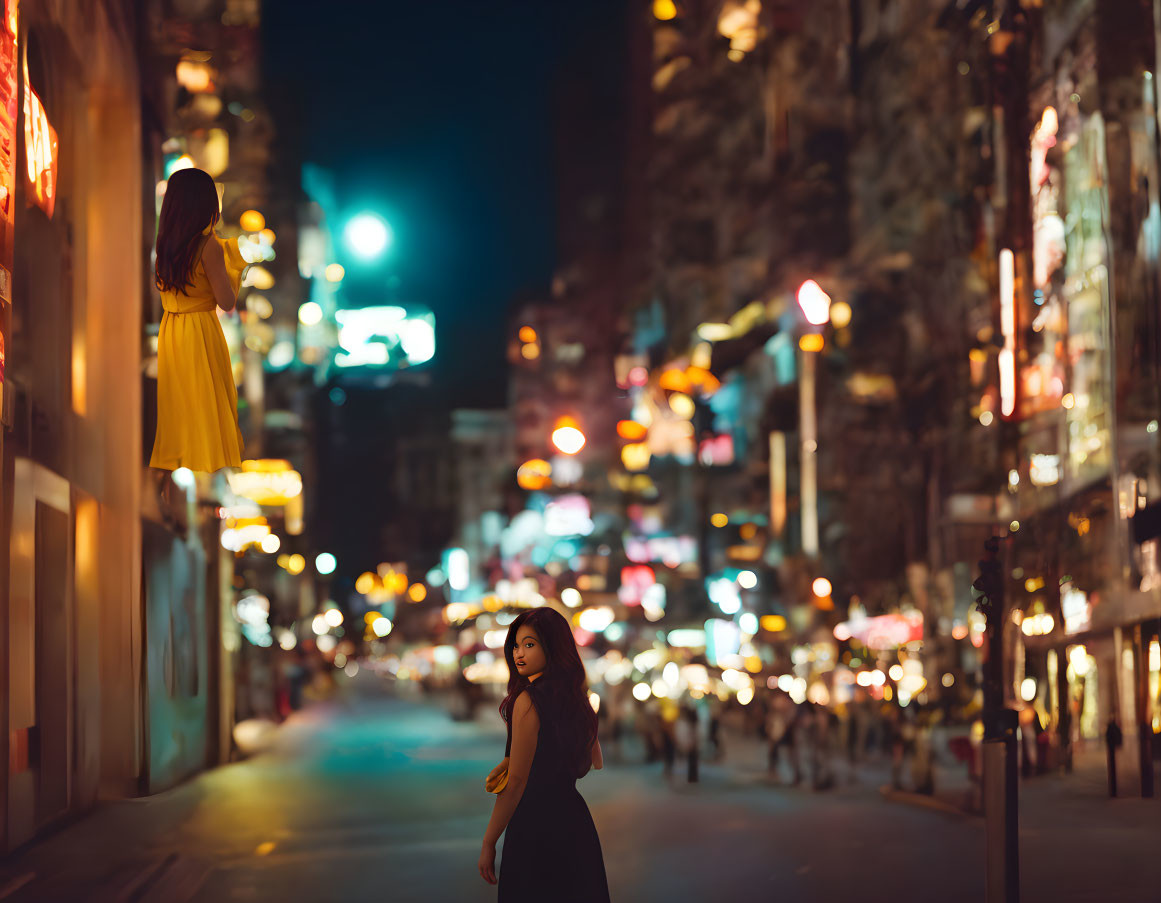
[595,690,955,795]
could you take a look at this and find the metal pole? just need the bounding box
[975,536,1020,903]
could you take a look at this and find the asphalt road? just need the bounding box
[2,680,1159,903]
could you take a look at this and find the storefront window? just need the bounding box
[1024,106,1068,417]
[1062,114,1113,490]
[1066,643,1100,740]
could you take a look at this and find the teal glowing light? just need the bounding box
[344,213,392,259]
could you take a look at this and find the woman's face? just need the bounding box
[513,625,547,680]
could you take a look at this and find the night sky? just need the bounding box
[264,1,625,408]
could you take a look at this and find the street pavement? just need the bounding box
[1,676,1159,903]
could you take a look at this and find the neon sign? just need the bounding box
[833,611,923,650]
[617,565,655,605]
[23,51,57,218]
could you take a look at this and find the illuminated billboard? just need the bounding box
[333,305,435,370]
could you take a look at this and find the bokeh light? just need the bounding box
[299,301,323,326]
[345,213,392,259]
[240,209,265,232]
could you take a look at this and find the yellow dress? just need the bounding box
[150,235,246,472]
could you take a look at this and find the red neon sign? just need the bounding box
[23,51,57,218]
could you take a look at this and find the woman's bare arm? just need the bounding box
[483,693,538,847]
[487,757,510,783]
[592,735,604,770]
[201,237,237,312]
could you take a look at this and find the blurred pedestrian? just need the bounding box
[285,647,311,713]
[889,708,908,790]
[149,167,247,474]
[639,703,660,763]
[1105,715,1123,798]
[708,697,724,762]
[1034,711,1050,775]
[1057,701,1074,773]
[659,707,677,778]
[479,608,610,901]
[610,695,627,763]
[766,700,787,778]
[455,668,481,722]
[810,704,835,791]
[676,704,699,783]
[785,702,808,785]
[1019,706,1037,778]
[834,701,856,784]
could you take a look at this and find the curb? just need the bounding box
[879,784,981,819]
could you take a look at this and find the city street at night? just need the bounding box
[0,682,1157,902]
[9,2,1161,901]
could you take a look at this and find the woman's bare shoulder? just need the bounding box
[200,234,225,265]
[513,690,539,717]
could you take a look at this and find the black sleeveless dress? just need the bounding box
[498,684,611,902]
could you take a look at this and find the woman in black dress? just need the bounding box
[478,607,611,901]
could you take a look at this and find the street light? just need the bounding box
[797,279,832,325]
[794,279,829,557]
[551,417,586,455]
[344,213,392,259]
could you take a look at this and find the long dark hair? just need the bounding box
[499,607,598,780]
[155,167,220,294]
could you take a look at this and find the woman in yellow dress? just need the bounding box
[150,167,247,473]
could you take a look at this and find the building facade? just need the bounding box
[443,0,1161,798]
[0,0,311,852]
[0,0,147,851]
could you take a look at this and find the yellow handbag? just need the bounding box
[485,764,509,794]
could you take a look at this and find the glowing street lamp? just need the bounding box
[797,279,832,326]
[344,213,392,260]
[795,282,828,557]
[551,418,586,456]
